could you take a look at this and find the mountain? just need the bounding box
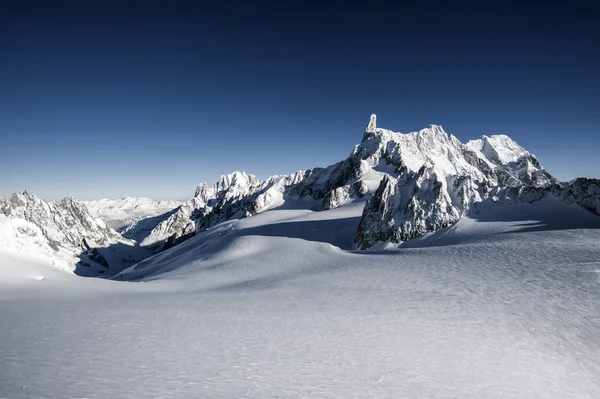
[122,171,307,251]
[0,192,147,276]
[3,116,600,399]
[124,114,598,254]
[83,197,181,231]
[3,115,598,273]
[354,117,600,249]
[354,115,558,248]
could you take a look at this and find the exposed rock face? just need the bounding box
[321,181,368,210]
[1,192,117,251]
[353,120,561,249]
[354,176,401,248]
[0,192,146,275]
[355,170,472,249]
[124,171,269,250]
[561,178,600,215]
[366,114,377,133]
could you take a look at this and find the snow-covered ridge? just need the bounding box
[354,117,560,248]
[3,115,598,267]
[83,196,180,231]
[0,192,147,276]
[124,115,570,253]
[123,171,288,249]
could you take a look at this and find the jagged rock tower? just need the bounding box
[366,114,377,133]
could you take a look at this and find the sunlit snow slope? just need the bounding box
[83,197,181,231]
[2,198,600,398]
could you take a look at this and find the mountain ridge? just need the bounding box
[124,114,573,253]
[0,192,147,275]
[1,115,599,275]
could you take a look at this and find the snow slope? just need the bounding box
[2,199,600,398]
[0,192,148,276]
[83,197,180,231]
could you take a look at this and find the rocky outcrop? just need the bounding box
[321,181,368,210]
[353,119,562,249]
[1,192,118,251]
[355,169,469,249]
[0,192,147,275]
[124,172,267,250]
[561,178,600,215]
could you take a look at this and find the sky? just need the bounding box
[1,1,599,201]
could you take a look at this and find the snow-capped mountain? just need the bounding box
[3,117,600,399]
[0,192,147,275]
[122,171,288,250]
[354,115,560,248]
[125,114,588,253]
[3,115,598,271]
[123,164,368,252]
[83,197,180,231]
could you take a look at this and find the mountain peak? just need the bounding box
[466,134,529,165]
[366,114,377,133]
[215,171,260,194]
[428,124,443,130]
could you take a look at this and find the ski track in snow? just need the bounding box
[1,201,600,398]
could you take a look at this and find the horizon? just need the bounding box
[2,118,591,202]
[2,2,599,201]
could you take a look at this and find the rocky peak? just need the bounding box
[118,115,573,253]
[215,171,260,194]
[194,183,214,204]
[353,119,561,249]
[465,134,529,166]
[1,192,146,275]
[366,114,377,133]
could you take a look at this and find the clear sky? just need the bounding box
[1,1,599,201]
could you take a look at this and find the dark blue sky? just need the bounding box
[1,1,599,200]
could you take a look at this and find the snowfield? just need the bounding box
[2,199,600,398]
[83,197,181,231]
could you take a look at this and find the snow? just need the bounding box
[465,134,530,166]
[0,194,152,277]
[0,215,74,272]
[366,113,377,132]
[1,116,599,397]
[2,200,600,398]
[83,197,181,231]
[112,117,558,253]
[215,171,260,195]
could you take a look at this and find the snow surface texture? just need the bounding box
[2,200,600,398]
[83,197,180,231]
[0,192,147,276]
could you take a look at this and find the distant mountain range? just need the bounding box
[83,197,181,231]
[1,115,598,277]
